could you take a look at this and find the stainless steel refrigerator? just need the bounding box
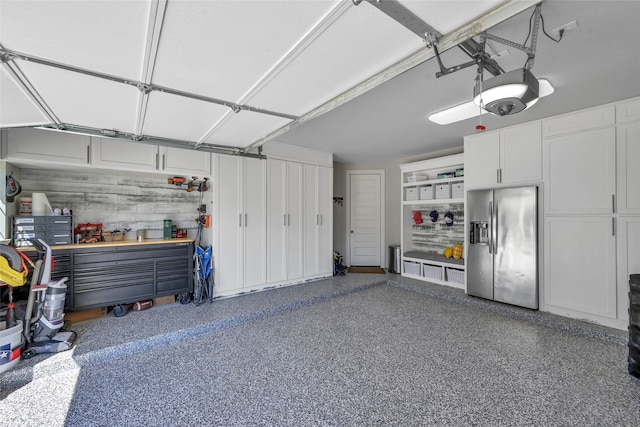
[467,186,538,309]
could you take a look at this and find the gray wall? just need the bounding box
[333,146,463,266]
[14,167,204,241]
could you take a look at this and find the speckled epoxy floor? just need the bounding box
[2,273,639,426]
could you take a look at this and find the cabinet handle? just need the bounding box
[288,214,290,226]
[316,214,319,225]
[162,154,166,170]
[612,194,615,214]
[156,153,159,170]
[612,217,615,236]
[86,144,90,164]
[499,169,503,183]
[497,169,500,184]
[239,214,242,227]
[245,213,247,227]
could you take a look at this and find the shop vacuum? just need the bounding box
[20,239,76,359]
[1,239,76,369]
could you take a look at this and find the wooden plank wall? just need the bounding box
[19,168,204,240]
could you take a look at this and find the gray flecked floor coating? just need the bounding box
[2,273,639,426]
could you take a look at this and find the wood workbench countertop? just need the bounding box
[17,238,194,251]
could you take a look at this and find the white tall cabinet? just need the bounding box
[213,142,333,298]
[266,159,304,284]
[303,164,333,277]
[542,99,640,329]
[213,155,266,293]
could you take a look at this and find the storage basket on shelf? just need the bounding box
[423,264,442,281]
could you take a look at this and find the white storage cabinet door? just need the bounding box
[214,155,243,293]
[544,127,616,215]
[500,121,542,184]
[91,138,158,172]
[266,159,287,284]
[160,146,211,176]
[7,128,90,165]
[544,216,617,319]
[463,131,499,188]
[242,157,267,288]
[286,162,304,280]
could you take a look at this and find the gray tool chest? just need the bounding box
[12,215,73,247]
[21,241,193,310]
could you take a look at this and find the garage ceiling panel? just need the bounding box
[402,0,504,34]
[152,0,339,104]
[202,112,292,148]
[0,0,150,80]
[0,68,48,127]
[246,3,424,116]
[18,61,139,133]
[142,91,229,143]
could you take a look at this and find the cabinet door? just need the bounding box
[91,138,158,172]
[500,121,542,184]
[544,127,616,214]
[318,166,333,275]
[303,164,319,276]
[617,121,640,214]
[7,128,90,165]
[463,131,499,188]
[160,146,211,176]
[243,157,266,287]
[544,216,617,319]
[214,155,243,293]
[286,162,304,280]
[617,217,640,322]
[266,159,287,283]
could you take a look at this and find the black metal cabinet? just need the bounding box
[70,242,193,310]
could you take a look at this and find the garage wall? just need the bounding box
[15,167,203,240]
[333,146,462,267]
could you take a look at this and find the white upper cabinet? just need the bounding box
[500,122,542,184]
[92,138,211,176]
[91,137,159,172]
[543,127,616,215]
[159,146,211,176]
[5,128,91,166]
[617,121,640,214]
[464,121,541,188]
[463,131,499,188]
[543,105,615,137]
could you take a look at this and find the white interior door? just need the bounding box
[349,172,382,266]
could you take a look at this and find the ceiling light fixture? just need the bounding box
[473,68,539,116]
[428,78,554,125]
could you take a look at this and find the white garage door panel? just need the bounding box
[0,69,48,127]
[0,1,149,80]
[19,62,138,133]
[202,112,292,148]
[249,4,422,115]
[154,1,338,102]
[354,247,375,256]
[143,91,228,143]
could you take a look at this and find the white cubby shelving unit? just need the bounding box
[399,153,465,289]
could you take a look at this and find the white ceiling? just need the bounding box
[1,1,639,163]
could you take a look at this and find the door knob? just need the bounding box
[350,230,354,234]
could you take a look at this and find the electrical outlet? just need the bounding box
[552,20,578,37]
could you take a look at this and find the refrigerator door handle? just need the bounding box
[493,202,498,254]
[488,201,494,254]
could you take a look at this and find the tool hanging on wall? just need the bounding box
[168,176,209,192]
